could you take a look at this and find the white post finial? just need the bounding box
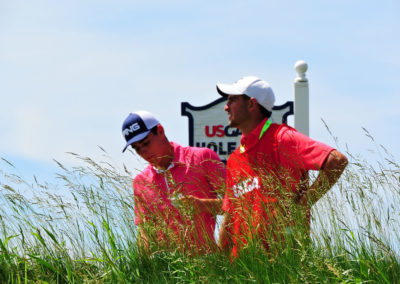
[294,60,309,136]
[294,60,308,82]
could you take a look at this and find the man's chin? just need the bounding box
[229,121,239,128]
[144,157,156,165]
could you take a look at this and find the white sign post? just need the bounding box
[294,60,309,136]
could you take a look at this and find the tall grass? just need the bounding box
[0,137,400,283]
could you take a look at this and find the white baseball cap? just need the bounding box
[216,76,275,112]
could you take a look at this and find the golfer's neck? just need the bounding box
[156,156,174,170]
[154,145,174,170]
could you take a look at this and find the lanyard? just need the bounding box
[259,119,272,140]
[240,119,271,153]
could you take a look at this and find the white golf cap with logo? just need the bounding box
[216,76,275,112]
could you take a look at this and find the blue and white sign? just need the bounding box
[181,97,294,163]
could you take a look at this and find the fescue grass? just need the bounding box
[1,135,400,283]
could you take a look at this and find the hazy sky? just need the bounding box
[1,0,399,181]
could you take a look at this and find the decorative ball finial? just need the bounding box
[294,60,308,82]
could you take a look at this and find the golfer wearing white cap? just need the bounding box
[122,111,225,254]
[216,76,348,257]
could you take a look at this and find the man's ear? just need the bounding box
[248,97,259,111]
[156,124,164,135]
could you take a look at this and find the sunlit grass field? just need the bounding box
[1,134,400,283]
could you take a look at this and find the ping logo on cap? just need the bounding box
[122,117,147,142]
[123,122,141,138]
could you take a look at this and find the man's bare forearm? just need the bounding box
[299,150,348,206]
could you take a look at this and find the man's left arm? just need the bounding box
[298,149,348,207]
[181,149,226,215]
[180,195,223,215]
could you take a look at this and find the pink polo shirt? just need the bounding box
[134,142,226,253]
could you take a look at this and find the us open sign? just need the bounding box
[181,97,294,163]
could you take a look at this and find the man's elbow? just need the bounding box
[327,150,348,175]
[335,150,348,171]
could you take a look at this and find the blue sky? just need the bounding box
[1,0,399,182]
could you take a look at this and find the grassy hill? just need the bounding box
[1,146,399,283]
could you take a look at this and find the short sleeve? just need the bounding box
[198,148,226,198]
[277,128,335,171]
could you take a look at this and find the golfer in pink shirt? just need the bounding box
[122,111,225,254]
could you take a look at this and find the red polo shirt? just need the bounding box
[222,118,334,256]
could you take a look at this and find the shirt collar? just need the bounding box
[152,141,180,173]
[240,118,270,153]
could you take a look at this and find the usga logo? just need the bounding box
[123,122,141,137]
[205,125,240,137]
[232,177,260,198]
